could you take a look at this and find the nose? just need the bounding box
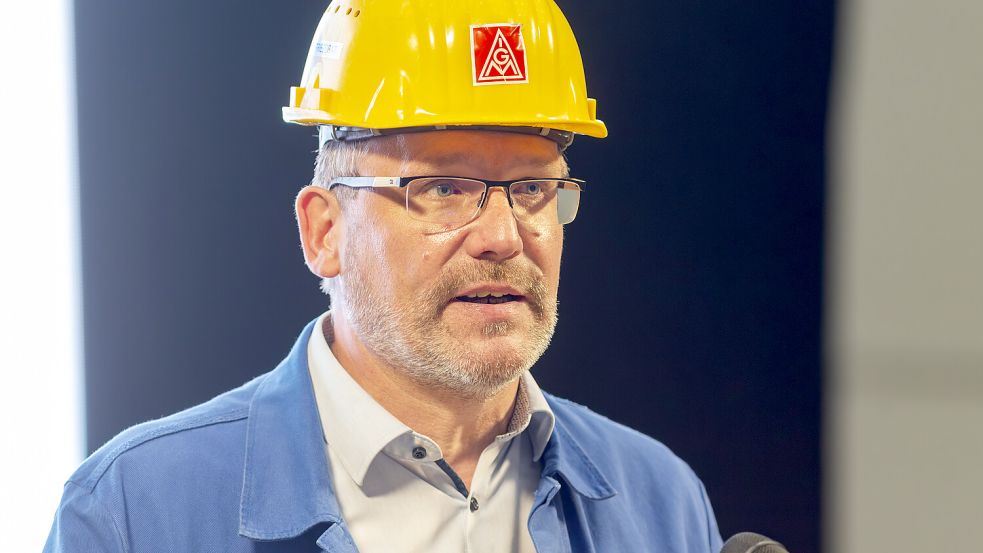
[462,187,523,262]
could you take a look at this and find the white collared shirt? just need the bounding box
[307,312,556,553]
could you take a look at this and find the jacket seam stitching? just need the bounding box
[238,370,271,537]
[75,408,250,491]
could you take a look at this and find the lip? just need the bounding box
[451,282,525,300]
[445,294,527,324]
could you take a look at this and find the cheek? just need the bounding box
[414,222,470,270]
[413,236,458,283]
[345,198,421,283]
[368,229,453,294]
[524,225,564,283]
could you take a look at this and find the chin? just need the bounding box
[461,336,545,375]
[450,319,553,372]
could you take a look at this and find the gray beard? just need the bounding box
[334,257,557,400]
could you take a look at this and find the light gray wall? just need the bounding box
[828,0,983,551]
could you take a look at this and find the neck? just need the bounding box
[326,314,519,486]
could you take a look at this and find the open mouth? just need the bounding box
[454,293,524,305]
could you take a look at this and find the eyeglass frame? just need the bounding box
[324,176,586,226]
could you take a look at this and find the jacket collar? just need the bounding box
[238,318,344,540]
[238,318,616,541]
[540,395,617,501]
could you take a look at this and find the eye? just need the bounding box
[515,181,544,195]
[410,179,467,201]
[418,179,467,199]
[434,183,457,197]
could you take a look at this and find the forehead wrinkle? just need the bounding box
[408,151,568,179]
[425,150,557,168]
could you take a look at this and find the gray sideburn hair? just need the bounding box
[311,136,407,298]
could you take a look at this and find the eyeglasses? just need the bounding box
[326,176,585,227]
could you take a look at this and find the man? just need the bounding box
[47,1,723,551]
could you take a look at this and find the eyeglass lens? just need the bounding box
[405,178,581,226]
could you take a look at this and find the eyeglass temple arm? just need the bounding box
[327,176,402,189]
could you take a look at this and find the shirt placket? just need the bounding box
[463,437,515,553]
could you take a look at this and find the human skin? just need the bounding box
[295,130,567,487]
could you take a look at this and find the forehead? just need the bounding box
[362,130,567,179]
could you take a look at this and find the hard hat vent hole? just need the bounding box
[354,10,361,17]
[346,8,352,15]
[334,5,340,13]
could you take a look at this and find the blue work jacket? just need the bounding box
[46,319,723,552]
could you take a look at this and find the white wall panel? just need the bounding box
[0,0,84,549]
[828,0,983,551]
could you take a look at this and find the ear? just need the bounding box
[296,185,343,278]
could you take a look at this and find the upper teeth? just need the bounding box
[467,292,507,298]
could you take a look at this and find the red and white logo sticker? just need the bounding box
[470,24,528,85]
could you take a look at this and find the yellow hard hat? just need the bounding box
[282,0,607,149]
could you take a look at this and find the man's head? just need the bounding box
[297,130,568,399]
[286,0,605,398]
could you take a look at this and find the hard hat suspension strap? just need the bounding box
[318,125,576,151]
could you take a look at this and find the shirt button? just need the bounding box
[470,497,479,512]
[412,446,427,460]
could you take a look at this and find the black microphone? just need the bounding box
[720,532,789,553]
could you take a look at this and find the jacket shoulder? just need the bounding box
[68,374,265,493]
[544,392,704,485]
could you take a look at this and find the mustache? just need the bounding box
[421,261,550,317]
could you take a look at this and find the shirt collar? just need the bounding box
[307,312,416,486]
[512,370,556,462]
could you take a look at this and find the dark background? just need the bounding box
[76,1,832,552]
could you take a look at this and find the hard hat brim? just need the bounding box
[282,107,608,139]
